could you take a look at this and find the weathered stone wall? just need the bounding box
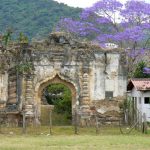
[29,33,127,124]
[90,53,126,101]
[0,32,127,126]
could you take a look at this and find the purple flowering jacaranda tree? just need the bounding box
[56,0,150,76]
[143,67,150,74]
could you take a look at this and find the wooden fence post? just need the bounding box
[142,113,147,134]
[95,115,99,134]
[22,111,26,134]
[49,109,52,135]
[74,109,78,134]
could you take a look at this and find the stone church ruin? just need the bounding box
[0,32,127,126]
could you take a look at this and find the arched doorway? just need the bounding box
[34,74,77,125]
[41,83,72,125]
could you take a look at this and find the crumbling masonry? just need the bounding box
[0,32,127,126]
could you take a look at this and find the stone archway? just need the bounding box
[34,74,77,121]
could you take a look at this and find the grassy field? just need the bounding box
[0,134,150,150]
[0,126,150,150]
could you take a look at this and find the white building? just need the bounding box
[127,78,150,121]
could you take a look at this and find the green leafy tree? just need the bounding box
[18,32,28,44]
[2,28,13,46]
[0,0,81,39]
[45,83,72,119]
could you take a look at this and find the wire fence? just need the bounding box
[0,105,148,136]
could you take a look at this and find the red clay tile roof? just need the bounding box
[127,78,150,91]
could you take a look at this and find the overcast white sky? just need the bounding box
[54,0,150,8]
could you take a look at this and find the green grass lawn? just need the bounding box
[0,126,150,150]
[0,134,150,150]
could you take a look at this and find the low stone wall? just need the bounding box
[90,97,125,125]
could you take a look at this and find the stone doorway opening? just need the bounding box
[36,75,77,126]
[41,83,72,125]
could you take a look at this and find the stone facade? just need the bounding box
[0,32,127,126]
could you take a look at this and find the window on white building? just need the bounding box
[105,91,113,99]
[144,97,150,104]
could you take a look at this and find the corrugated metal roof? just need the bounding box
[127,78,150,91]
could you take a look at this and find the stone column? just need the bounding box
[80,64,91,126]
[25,75,33,105]
[24,74,35,125]
[81,65,90,105]
[7,69,17,105]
